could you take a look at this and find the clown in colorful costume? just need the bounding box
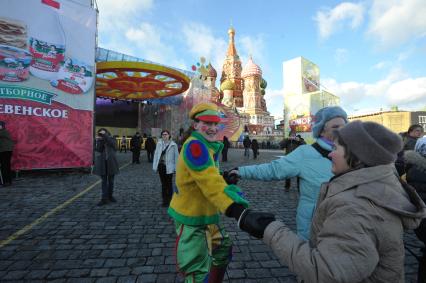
[168,102,249,283]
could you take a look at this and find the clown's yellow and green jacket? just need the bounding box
[168,131,248,225]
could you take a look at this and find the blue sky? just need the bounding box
[97,0,426,119]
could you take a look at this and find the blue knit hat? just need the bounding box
[312,106,348,138]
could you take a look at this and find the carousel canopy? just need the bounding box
[96,61,190,101]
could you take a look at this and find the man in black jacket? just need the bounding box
[130,132,142,164]
[144,135,156,163]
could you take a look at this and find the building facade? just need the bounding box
[282,57,340,141]
[349,110,426,134]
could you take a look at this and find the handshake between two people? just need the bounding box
[225,203,276,239]
[222,168,240,185]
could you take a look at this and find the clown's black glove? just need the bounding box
[222,168,240,185]
[238,209,275,239]
[225,203,246,221]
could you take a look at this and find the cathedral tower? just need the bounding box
[241,57,263,114]
[220,27,243,107]
[205,63,221,103]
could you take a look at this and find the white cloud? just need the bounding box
[96,0,171,64]
[238,35,266,70]
[124,22,186,68]
[97,0,153,32]
[265,88,285,119]
[387,78,426,104]
[322,69,426,114]
[372,61,389,69]
[315,2,364,39]
[367,0,426,48]
[334,48,348,65]
[182,22,227,72]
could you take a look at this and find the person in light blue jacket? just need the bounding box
[230,106,348,240]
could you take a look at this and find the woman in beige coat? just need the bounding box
[238,121,426,283]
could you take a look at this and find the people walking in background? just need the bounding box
[130,132,142,164]
[238,121,426,283]
[405,137,426,282]
[0,121,14,187]
[396,124,424,176]
[153,130,179,207]
[280,131,299,153]
[222,136,230,162]
[169,102,256,282]
[145,135,156,163]
[251,139,259,159]
[229,106,348,240]
[94,128,119,206]
[120,135,127,153]
[243,135,251,158]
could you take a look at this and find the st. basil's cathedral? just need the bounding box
[204,27,275,136]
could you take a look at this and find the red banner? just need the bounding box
[289,116,313,132]
[1,98,92,170]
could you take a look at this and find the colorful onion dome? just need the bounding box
[241,57,262,78]
[207,63,217,78]
[220,79,235,91]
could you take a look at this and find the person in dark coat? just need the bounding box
[0,121,14,187]
[94,128,119,206]
[280,131,303,154]
[395,124,424,176]
[145,135,156,162]
[130,132,142,164]
[177,127,185,153]
[243,136,251,158]
[404,124,424,150]
[222,136,230,162]
[405,137,426,282]
[296,134,306,145]
[251,139,259,159]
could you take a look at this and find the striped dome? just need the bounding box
[241,57,262,78]
[220,79,235,91]
[207,63,217,78]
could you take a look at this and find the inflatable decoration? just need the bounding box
[215,102,244,142]
[96,61,190,100]
[191,57,209,80]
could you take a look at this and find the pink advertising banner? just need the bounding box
[0,0,97,169]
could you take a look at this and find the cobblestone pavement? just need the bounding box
[0,149,423,282]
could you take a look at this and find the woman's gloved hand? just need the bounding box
[238,209,275,239]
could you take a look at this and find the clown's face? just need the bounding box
[194,120,219,142]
